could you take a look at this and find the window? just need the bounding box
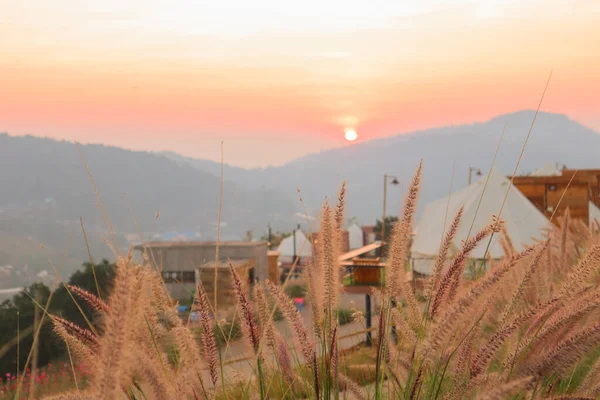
[161,270,195,283]
[182,271,195,283]
[162,271,182,283]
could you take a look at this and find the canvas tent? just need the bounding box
[530,163,562,177]
[411,169,549,275]
[348,222,364,250]
[277,229,312,259]
[590,201,600,228]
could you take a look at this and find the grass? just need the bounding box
[14,163,600,399]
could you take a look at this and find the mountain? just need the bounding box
[164,111,600,225]
[4,110,599,287]
[0,134,298,287]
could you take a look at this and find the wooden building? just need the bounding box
[512,169,600,224]
[339,242,384,290]
[134,241,268,300]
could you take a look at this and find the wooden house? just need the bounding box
[512,169,600,224]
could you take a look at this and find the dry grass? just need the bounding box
[31,163,600,399]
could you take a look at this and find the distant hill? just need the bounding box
[0,134,298,286]
[163,111,600,225]
[4,110,600,287]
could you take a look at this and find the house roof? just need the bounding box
[338,242,382,262]
[135,241,266,250]
[197,259,253,269]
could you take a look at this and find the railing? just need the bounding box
[342,266,384,287]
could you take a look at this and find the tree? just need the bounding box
[0,260,116,375]
[0,282,61,376]
[259,231,291,249]
[52,259,116,328]
[243,229,254,242]
[374,216,399,243]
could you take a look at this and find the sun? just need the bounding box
[344,129,358,141]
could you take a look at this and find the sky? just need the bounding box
[1,0,599,168]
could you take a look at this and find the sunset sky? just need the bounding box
[1,0,599,167]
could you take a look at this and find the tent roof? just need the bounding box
[277,230,313,257]
[590,202,600,226]
[531,163,562,177]
[411,168,549,260]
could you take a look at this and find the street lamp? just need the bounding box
[376,174,399,346]
[381,174,400,248]
[468,167,482,185]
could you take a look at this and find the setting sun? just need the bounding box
[344,129,358,141]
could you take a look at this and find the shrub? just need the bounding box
[337,307,353,325]
[284,284,306,299]
[269,301,284,321]
[213,317,242,346]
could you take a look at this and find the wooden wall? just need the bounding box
[512,173,599,224]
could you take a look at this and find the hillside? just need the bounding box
[4,110,600,287]
[165,111,600,224]
[0,134,298,286]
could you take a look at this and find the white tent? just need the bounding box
[411,169,549,275]
[531,163,562,177]
[348,223,364,250]
[590,202,600,228]
[277,230,312,258]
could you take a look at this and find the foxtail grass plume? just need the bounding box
[265,279,315,365]
[229,262,260,352]
[430,220,500,318]
[68,285,109,313]
[425,206,464,303]
[194,282,219,386]
[253,283,277,351]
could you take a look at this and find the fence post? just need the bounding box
[365,294,372,347]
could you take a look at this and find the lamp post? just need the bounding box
[368,174,398,347]
[468,167,482,185]
[381,174,400,248]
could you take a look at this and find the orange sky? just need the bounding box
[1,0,599,167]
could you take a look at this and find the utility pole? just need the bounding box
[268,224,272,250]
[293,230,296,263]
[469,167,482,185]
[292,224,300,265]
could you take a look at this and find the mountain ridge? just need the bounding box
[0,133,298,287]
[161,110,600,225]
[3,109,600,287]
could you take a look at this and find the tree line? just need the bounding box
[0,260,116,375]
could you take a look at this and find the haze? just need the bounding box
[1,0,599,167]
